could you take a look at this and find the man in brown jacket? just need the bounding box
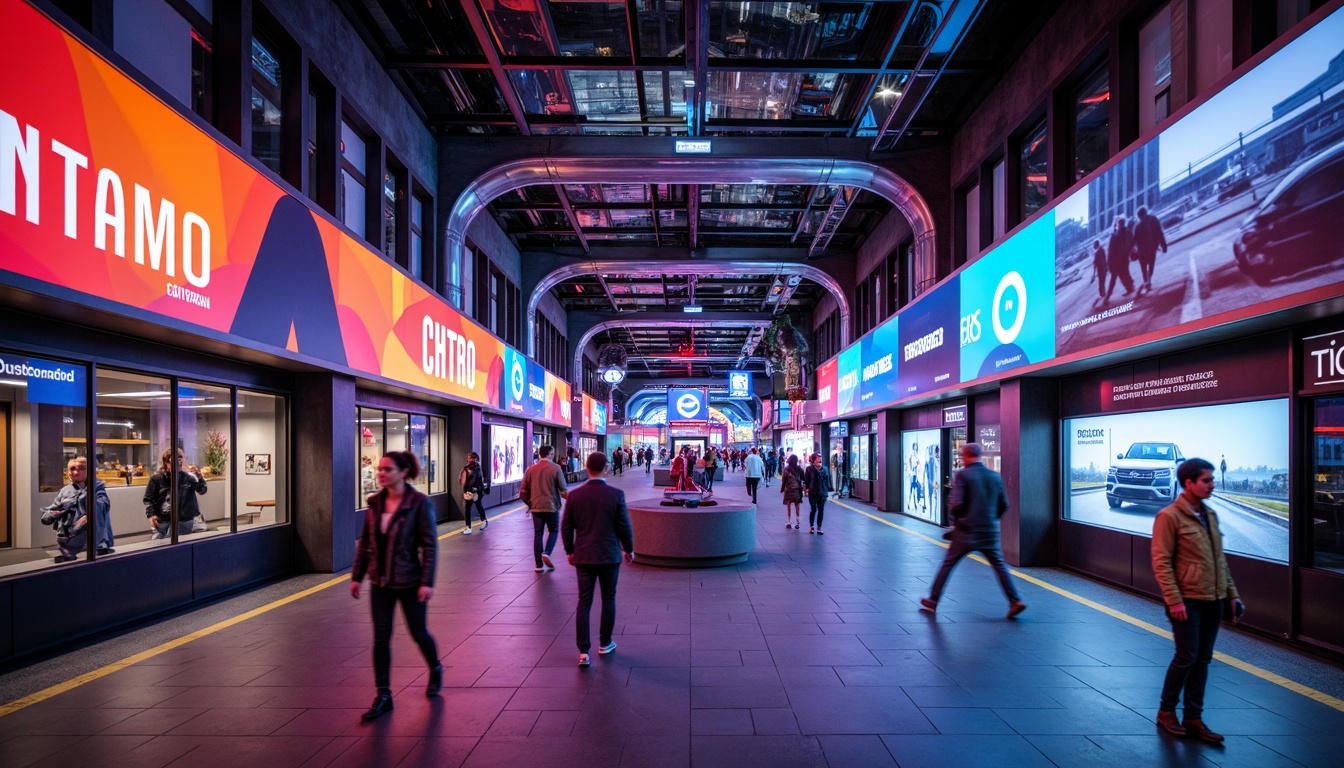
[1151,458,1244,743]
[520,445,567,572]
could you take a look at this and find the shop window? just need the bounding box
[340,118,368,239]
[238,390,288,528]
[1020,118,1048,218]
[175,381,231,540]
[991,159,1006,240]
[250,32,285,176]
[1312,397,1344,572]
[1138,3,1172,134]
[0,354,89,575]
[383,160,405,263]
[358,408,445,506]
[1072,64,1111,182]
[96,370,173,547]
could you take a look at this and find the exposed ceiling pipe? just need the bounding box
[572,319,769,387]
[444,157,936,346]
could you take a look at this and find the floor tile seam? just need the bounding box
[0,507,528,720]
[826,497,1344,716]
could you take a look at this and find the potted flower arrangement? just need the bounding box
[202,430,228,477]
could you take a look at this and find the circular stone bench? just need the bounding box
[628,499,756,568]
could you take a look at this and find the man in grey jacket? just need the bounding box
[919,443,1026,618]
[562,451,634,667]
[520,445,567,572]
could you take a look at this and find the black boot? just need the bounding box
[361,693,393,721]
[426,665,443,697]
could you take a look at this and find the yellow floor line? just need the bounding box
[0,505,524,719]
[831,498,1344,713]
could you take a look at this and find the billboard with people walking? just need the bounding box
[815,4,1344,419]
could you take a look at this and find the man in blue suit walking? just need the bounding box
[562,451,635,667]
[919,443,1026,619]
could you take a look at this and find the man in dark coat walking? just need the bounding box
[1132,206,1168,291]
[920,443,1026,618]
[562,451,634,667]
[1105,214,1136,301]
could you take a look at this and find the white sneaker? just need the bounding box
[482,519,489,530]
[534,566,545,572]
[541,553,554,569]
[598,641,617,656]
[578,653,591,667]
[463,527,473,535]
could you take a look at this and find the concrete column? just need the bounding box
[877,410,901,512]
[999,378,1059,567]
[292,372,356,573]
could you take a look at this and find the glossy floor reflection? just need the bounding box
[3,467,1344,767]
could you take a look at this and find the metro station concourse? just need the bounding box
[3,0,1344,765]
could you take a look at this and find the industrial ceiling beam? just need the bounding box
[572,319,770,388]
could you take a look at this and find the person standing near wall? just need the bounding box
[350,450,441,721]
[780,454,804,530]
[460,451,488,534]
[1151,458,1243,743]
[803,453,832,534]
[919,443,1025,618]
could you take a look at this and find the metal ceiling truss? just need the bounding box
[572,319,770,386]
[450,156,935,329]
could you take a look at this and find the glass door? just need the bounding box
[1311,397,1344,572]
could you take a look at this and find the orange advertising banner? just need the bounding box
[0,0,567,423]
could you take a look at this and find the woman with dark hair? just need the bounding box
[780,453,805,530]
[143,448,207,540]
[351,450,441,721]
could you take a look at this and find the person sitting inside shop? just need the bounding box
[144,448,208,539]
[42,456,112,562]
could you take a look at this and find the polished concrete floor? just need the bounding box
[3,466,1344,767]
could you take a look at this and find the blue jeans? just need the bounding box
[575,563,620,653]
[1160,598,1221,719]
[533,512,558,567]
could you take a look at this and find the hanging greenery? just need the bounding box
[757,315,810,400]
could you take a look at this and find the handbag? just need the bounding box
[463,491,477,501]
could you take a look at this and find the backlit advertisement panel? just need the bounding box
[816,358,838,421]
[1053,7,1344,356]
[1063,399,1288,562]
[489,424,525,485]
[835,346,861,417]
[544,372,572,426]
[859,317,898,408]
[902,429,942,524]
[897,278,959,397]
[581,393,608,435]
[667,388,708,421]
[727,370,753,399]
[524,360,547,419]
[0,0,575,418]
[500,347,528,414]
[959,216,1056,380]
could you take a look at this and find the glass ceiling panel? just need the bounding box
[564,184,604,203]
[658,209,688,227]
[547,0,631,58]
[356,0,482,57]
[705,72,848,119]
[511,70,642,118]
[700,209,797,229]
[405,69,507,115]
[479,0,558,57]
[642,71,691,118]
[635,0,686,57]
[708,2,894,61]
[700,184,808,205]
[602,185,649,203]
[610,210,653,227]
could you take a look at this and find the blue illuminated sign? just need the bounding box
[525,360,547,419]
[959,215,1057,381]
[0,354,85,406]
[501,347,528,414]
[836,345,861,416]
[667,388,708,421]
[858,316,898,408]
[897,277,960,397]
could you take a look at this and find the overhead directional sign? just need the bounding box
[668,388,708,421]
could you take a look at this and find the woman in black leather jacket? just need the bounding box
[350,450,441,720]
[143,448,207,539]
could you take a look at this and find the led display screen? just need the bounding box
[960,216,1056,380]
[727,370,752,399]
[901,428,942,523]
[835,345,861,417]
[667,389,707,421]
[581,393,608,435]
[1063,399,1289,561]
[489,424,525,485]
[500,347,528,415]
[897,278,959,397]
[524,360,547,419]
[858,317,898,409]
[1053,8,1344,357]
[815,358,838,421]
